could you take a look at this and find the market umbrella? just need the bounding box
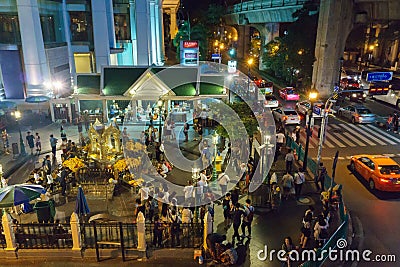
[75,186,90,216]
[0,184,45,208]
[25,95,51,103]
[0,100,16,109]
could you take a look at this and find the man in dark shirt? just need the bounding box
[26,132,35,155]
[59,167,69,196]
[232,203,244,241]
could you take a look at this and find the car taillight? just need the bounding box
[380,178,390,183]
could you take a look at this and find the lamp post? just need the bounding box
[212,134,219,181]
[12,110,26,156]
[192,167,200,221]
[157,100,163,142]
[337,57,344,90]
[302,91,318,171]
[247,58,253,94]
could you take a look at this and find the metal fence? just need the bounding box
[15,223,73,249]
[0,225,6,249]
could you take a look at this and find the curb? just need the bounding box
[350,215,364,267]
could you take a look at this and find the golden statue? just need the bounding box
[88,119,122,161]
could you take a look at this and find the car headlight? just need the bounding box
[363,93,367,97]
[352,93,357,97]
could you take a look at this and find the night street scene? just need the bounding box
[0,0,400,266]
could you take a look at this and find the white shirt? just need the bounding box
[162,191,170,203]
[140,187,149,201]
[162,164,169,173]
[218,173,230,186]
[294,172,305,184]
[276,133,285,143]
[200,173,208,183]
[181,208,193,223]
[183,185,194,199]
[159,143,165,153]
[197,180,205,194]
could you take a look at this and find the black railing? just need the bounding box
[15,223,72,249]
[0,225,6,248]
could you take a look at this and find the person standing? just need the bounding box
[282,172,294,200]
[49,134,58,159]
[316,162,327,192]
[35,133,41,155]
[394,112,399,133]
[183,180,194,204]
[59,167,69,196]
[222,193,232,230]
[285,149,295,174]
[26,132,35,155]
[77,116,83,133]
[241,199,254,238]
[183,122,189,142]
[281,237,296,267]
[42,155,52,175]
[294,169,305,200]
[276,131,286,151]
[231,203,244,241]
[122,127,129,143]
[218,171,230,196]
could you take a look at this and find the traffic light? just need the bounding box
[229,48,235,57]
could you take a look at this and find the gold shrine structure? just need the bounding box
[88,119,122,161]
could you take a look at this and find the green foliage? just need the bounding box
[262,2,318,89]
[210,101,258,139]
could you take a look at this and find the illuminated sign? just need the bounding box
[185,52,198,59]
[228,60,237,73]
[182,40,199,49]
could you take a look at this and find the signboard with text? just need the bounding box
[228,60,237,73]
[180,40,199,66]
[367,72,393,82]
[182,40,199,49]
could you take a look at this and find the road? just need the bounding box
[267,87,400,265]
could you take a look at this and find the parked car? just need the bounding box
[340,86,367,102]
[295,100,326,118]
[340,78,360,88]
[279,87,300,101]
[337,105,375,124]
[350,155,400,192]
[272,107,301,125]
[264,94,279,108]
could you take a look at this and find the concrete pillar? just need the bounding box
[91,0,111,72]
[74,97,81,116]
[256,23,279,70]
[237,25,251,60]
[137,211,146,252]
[203,210,213,251]
[70,212,82,251]
[391,38,399,66]
[17,0,50,96]
[102,99,108,123]
[49,101,55,122]
[129,0,138,65]
[135,0,151,65]
[170,8,178,40]
[2,212,17,251]
[312,0,354,97]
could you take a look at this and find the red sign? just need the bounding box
[183,40,199,48]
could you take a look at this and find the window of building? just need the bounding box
[40,15,56,43]
[114,14,130,40]
[69,11,93,43]
[0,13,21,44]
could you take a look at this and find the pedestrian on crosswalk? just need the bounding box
[386,114,394,132]
[285,149,295,174]
[393,112,399,133]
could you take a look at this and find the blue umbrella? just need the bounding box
[75,186,90,216]
[0,101,16,109]
[0,184,45,208]
[25,95,51,103]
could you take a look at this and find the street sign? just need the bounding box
[211,54,221,60]
[334,86,339,92]
[367,72,393,82]
[228,60,237,73]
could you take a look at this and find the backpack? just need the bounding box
[244,206,254,223]
[171,216,180,232]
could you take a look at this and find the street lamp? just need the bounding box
[192,167,200,221]
[247,58,254,94]
[11,110,26,156]
[302,91,318,171]
[157,100,163,142]
[212,134,219,181]
[337,57,344,90]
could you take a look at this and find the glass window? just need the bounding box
[70,11,93,43]
[114,14,130,40]
[379,165,400,175]
[40,15,56,43]
[0,13,21,44]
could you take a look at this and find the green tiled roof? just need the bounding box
[103,67,147,96]
[76,75,100,95]
[199,76,225,95]
[171,83,196,96]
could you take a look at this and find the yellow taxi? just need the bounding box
[350,155,400,192]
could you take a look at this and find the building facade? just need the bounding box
[0,0,178,100]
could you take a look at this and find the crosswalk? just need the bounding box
[298,123,400,149]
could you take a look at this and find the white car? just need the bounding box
[295,100,326,118]
[264,95,279,108]
[272,107,301,125]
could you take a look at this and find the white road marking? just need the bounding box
[365,124,400,144]
[340,124,376,146]
[359,125,397,145]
